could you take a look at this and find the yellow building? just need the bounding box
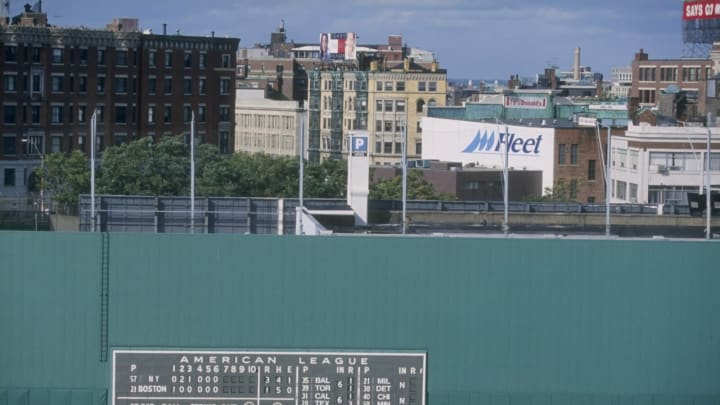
[368,60,447,165]
[307,59,446,165]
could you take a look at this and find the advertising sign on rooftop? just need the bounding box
[683,0,720,20]
[319,32,357,61]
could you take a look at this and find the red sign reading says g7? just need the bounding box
[684,0,720,20]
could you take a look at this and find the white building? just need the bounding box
[611,123,720,204]
[421,117,556,192]
[235,89,306,157]
[608,66,632,99]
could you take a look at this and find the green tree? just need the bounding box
[304,158,347,198]
[98,136,217,196]
[40,150,90,213]
[369,170,455,200]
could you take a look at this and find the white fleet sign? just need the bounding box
[420,117,556,191]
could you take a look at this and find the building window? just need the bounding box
[148,77,157,94]
[660,67,678,82]
[4,45,17,62]
[396,81,405,91]
[416,99,425,113]
[4,168,15,187]
[51,48,63,64]
[148,106,156,124]
[115,77,128,93]
[384,81,393,91]
[184,78,192,95]
[184,52,192,68]
[629,183,638,202]
[384,142,392,154]
[78,106,86,123]
[199,78,206,95]
[3,136,17,155]
[31,105,41,123]
[116,50,128,66]
[570,144,578,164]
[588,159,596,180]
[51,76,63,92]
[384,100,393,112]
[416,142,422,155]
[220,130,230,154]
[3,105,17,124]
[396,100,405,112]
[376,100,383,112]
[198,105,206,122]
[384,121,392,132]
[51,105,63,123]
[183,105,192,123]
[79,76,87,92]
[616,180,627,201]
[375,120,382,132]
[163,105,172,123]
[558,144,566,164]
[222,54,231,68]
[219,106,230,121]
[3,74,17,92]
[96,106,105,122]
[638,67,656,81]
[418,82,426,91]
[220,78,230,94]
[164,51,173,67]
[428,81,437,91]
[149,51,157,67]
[51,136,62,153]
[199,52,207,69]
[97,49,106,65]
[79,48,88,65]
[97,76,105,93]
[164,77,172,94]
[115,105,127,123]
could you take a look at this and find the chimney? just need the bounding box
[370,60,378,72]
[403,57,410,72]
[431,61,438,73]
[573,47,581,81]
[635,48,648,61]
[163,23,167,36]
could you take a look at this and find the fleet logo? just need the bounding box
[462,130,544,155]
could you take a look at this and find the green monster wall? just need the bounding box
[1,232,719,405]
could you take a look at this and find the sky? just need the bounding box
[30,0,683,81]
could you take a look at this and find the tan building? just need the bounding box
[235,89,304,156]
[368,60,447,165]
[306,59,446,164]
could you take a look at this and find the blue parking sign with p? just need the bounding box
[351,136,368,156]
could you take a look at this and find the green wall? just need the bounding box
[1,232,719,405]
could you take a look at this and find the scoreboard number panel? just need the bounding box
[112,350,426,405]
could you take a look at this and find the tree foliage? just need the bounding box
[369,170,455,201]
[40,150,91,213]
[40,135,349,204]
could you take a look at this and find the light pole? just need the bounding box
[22,135,44,229]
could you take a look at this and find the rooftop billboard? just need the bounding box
[421,117,556,192]
[319,32,357,61]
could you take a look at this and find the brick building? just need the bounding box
[0,8,238,198]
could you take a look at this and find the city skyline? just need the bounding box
[14,0,682,80]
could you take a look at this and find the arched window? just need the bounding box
[416,98,425,113]
[428,98,437,107]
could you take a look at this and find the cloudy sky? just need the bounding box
[37,0,682,80]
